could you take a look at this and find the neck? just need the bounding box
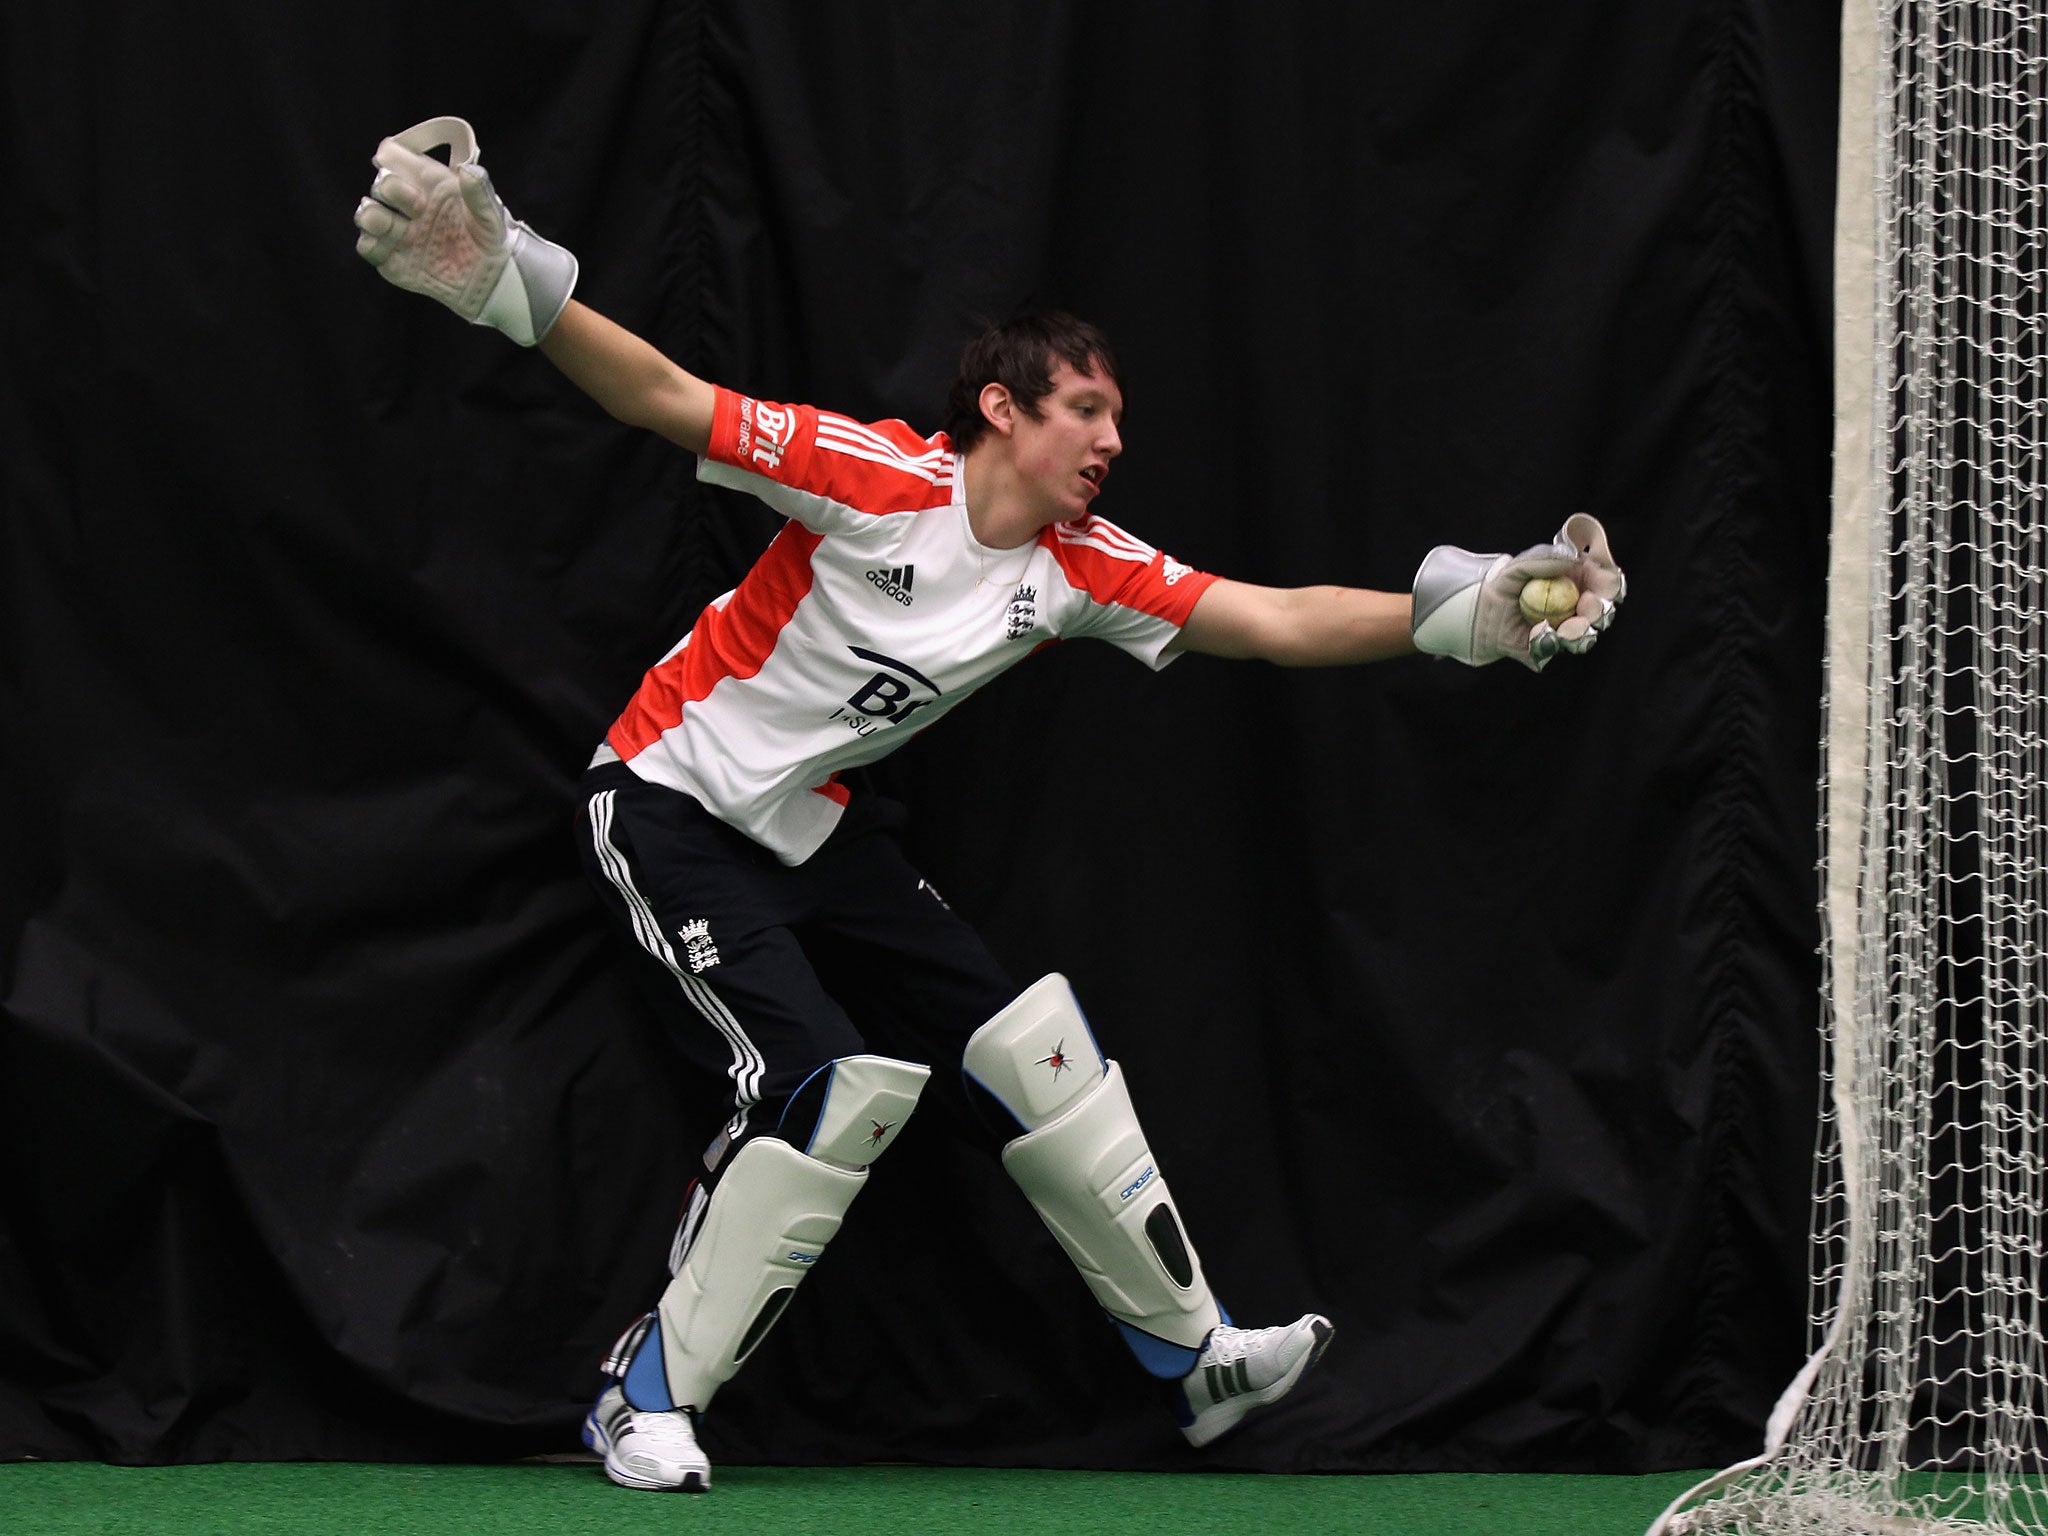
[960,446,1048,550]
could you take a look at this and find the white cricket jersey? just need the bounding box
[593,386,1219,864]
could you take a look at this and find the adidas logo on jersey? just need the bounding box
[865,565,916,605]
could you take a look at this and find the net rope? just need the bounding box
[1651,2,2048,1531]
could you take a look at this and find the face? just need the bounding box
[989,360,1125,523]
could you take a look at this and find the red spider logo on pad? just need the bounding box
[1038,1040,1071,1079]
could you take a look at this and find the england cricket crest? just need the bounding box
[679,919,721,973]
[1005,583,1039,640]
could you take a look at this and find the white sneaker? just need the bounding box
[1179,1314,1334,1447]
[582,1384,711,1492]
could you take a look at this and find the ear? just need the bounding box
[978,381,1016,438]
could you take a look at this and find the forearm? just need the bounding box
[1257,585,1416,665]
[540,300,716,454]
[1181,580,1417,665]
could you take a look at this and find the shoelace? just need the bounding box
[1203,1326,1278,1367]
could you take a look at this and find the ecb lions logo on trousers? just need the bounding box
[678,919,720,973]
[828,647,941,737]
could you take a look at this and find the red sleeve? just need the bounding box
[704,386,955,516]
[1047,516,1220,629]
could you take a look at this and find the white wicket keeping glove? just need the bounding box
[352,116,578,346]
[1411,514,1626,672]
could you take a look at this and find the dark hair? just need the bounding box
[941,309,1122,452]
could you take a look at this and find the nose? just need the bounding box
[1100,419,1123,458]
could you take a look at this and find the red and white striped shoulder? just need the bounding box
[1045,514,1215,624]
[1053,514,1159,566]
[705,387,958,516]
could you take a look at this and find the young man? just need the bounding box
[354,117,1623,1493]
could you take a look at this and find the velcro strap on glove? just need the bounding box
[1412,547,1512,665]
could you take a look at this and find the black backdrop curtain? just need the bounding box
[2,0,1838,1472]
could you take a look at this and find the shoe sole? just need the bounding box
[582,1409,709,1493]
[1183,1317,1335,1449]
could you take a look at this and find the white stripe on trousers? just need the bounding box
[587,788,765,1138]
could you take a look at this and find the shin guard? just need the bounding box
[963,975,1222,1377]
[616,1054,929,1413]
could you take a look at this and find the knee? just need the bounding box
[961,974,1108,1141]
[772,1053,931,1171]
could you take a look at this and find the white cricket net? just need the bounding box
[1648,2,2048,1533]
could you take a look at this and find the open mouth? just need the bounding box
[1079,465,1106,488]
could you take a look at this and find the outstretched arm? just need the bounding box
[1179,515,1626,672]
[541,302,716,455]
[354,116,715,454]
[1179,580,1416,665]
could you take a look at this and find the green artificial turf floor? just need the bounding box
[3,1461,1709,1536]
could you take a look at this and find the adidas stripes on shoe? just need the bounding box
[1179,1314,1335,1448]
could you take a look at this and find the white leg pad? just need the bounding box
[648,1137,859,1411]
[966,976,1222,1352]
[1002,1061,1222,1349]
[964,973,1109,1128]
[796,1053,930,1169]
[631,1054,929,1412]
